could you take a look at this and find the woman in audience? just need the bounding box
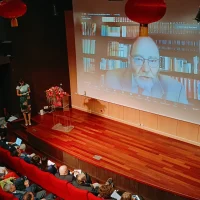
[31,155,41,168]
[40,156,57,175]
[98,184,114,199]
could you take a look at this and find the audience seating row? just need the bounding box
[0,147,102,200]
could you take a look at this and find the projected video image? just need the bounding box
[73,0,200,124]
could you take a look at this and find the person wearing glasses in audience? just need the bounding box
[105,37,188,104]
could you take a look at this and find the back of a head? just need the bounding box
[120,192,132,200]
[59,165,68,175]
[19,143,26,151]
[41,156,48,165]
[76,173,86,184]
[11,149,20,157]
[31,155,41,166]
[3,183,11,192]
[98,184,114,198]
[0,128,7,138]
[23,192,34,200]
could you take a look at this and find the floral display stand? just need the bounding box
[46,86,74,133]
[52,100,74,133]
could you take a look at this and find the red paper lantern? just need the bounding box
[0,0,27,27]
[125,0,166,36]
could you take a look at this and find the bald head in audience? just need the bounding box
[59,165,68,175]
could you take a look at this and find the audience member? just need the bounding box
[23,191,55,200]
[98,184,114,199]
[40,156,57,175]
[31,155,41,167]
[3,177,47,199]
[55,165,74,183]
[11,149,31,163]
[120,192,133,200]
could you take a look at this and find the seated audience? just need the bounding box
[23,191,55,200]
[40,156,57,175]
[55,165,74,183]
[11,149,31,163]
[3,177,50,200]
[98,184,114,199]
[72,173,113,196]
[0,166,19,181]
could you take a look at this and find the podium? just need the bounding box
[52,96,74,133]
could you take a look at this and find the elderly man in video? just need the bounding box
[105,37,188,104]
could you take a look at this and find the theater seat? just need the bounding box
[19,159,37,183]
[48,174,69,199]
[0,147,8,163]
[32,169,53,192]
[5,154,22,174]
[88,192,102,200]
[67,183,88,200]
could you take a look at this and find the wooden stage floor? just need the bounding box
[23,109,200,200]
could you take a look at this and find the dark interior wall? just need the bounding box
[0,64,11,117]
[4,0,72,115]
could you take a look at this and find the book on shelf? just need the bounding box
[172,76,200,100]
[81,22,96,36]
[160,56,199,74]
[121,25,139,38]
[102,16,137,23]
[156,39,200,53]
[107,41,131,58]
[82,39,96,54]
[83,57,95,72]
[149,22,200,35]
[101,25,120,37]
[100,58,128,70]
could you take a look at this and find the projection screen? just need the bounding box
[72,0,200,124]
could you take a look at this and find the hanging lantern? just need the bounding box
[125,0,166,36]
[0,0,27,27]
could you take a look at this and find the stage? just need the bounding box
[11,108,200,200]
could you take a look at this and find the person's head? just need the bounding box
[19,143,26,152]
[98,184,114,199]
[129,36,160,91]
[3,183,16,193]
[23,192,34,200]
[76,173,86,185]
[31,155,41,166]
[40,156,48,170]
[59,165,68,176]
[120,192,133,200]
[18,78,25,86]
[11,149,21,157]
[0,128,7,139]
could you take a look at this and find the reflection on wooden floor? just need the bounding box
[24,108,200,200]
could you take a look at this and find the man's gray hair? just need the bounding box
[3,183,12,192]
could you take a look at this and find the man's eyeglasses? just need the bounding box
[132,56,159,68]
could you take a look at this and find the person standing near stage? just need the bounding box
[16,78,31,126]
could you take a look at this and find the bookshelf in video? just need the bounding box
[80,13,200,102]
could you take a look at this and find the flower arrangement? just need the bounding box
[45,86,67,107]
